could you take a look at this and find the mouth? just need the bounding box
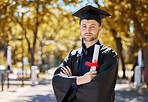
[84,33,92,36]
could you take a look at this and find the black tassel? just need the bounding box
[82,38,84,46]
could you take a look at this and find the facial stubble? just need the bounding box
[81,30,99,42]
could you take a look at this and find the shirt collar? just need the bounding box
[82,40,101,55]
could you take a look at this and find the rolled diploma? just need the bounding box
[90,44,100,71]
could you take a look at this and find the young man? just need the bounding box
[52,5,118,102]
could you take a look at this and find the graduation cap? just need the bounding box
[72,5,111,25]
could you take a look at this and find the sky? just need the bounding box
[57,0,105,13]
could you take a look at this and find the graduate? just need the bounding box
[52,5,118,102]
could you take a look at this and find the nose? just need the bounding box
[86,27,91,33]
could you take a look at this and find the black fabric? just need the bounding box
[52,44,118,102]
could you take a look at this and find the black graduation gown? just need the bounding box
[52,44,118,102]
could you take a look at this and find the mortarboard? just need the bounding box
[72,5,111,25]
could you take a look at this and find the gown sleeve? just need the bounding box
[52,50,77,102]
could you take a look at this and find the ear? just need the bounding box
[99,26,101,32]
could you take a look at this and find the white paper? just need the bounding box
[90,45,100,71]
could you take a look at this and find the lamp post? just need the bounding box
[17,8,27,86]
[7,46,11,88]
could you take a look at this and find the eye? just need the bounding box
[81,25,87,29]
[90,25,95,29]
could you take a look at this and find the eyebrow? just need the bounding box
[90,24,96,26]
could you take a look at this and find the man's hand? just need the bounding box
[60,66,72,76]
[76,70,97,85]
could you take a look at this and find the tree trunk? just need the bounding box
[30,48,35,66]
[143,46,148,86]
[111,29,126,78]
[116,37,126,78]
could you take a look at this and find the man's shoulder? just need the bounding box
[100,44,117,56]
[70,48,82,56]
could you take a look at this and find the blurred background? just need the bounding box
[0,0,148,102]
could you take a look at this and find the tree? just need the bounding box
[0,0,82,68]
[94,0,148,81]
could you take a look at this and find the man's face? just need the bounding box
[80,19,101,42]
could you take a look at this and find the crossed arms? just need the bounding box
[61,66,97,85]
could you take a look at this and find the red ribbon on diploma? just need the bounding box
[85,60,99,68]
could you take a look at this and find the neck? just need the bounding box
[85,39,98,48]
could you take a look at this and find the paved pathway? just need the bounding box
[0,69,57,102]
[10,79,56,102]
[115,80,148,102]
[1,68,148,102]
